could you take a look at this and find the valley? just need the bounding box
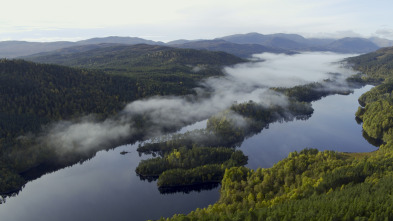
[1,34,393,220]
[3,0,393,220]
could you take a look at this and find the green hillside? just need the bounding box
[346,47,393,83]
[24,44,244,97]
[350,47,393,149]
[0,60,139,193]
[0,59,135,139]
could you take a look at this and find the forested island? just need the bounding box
[158,47,393,220]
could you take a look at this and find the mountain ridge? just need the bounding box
[1,33,392,58]
[0,36,164,58]
[218,32,383,53]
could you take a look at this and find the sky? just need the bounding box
[2,0,393,42]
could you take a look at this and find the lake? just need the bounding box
[0,85,376,221]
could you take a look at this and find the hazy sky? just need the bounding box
[2,0,393,42]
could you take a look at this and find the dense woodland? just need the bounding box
[0,59,136,193]
[137,147,247,187]
[162,149,393,220]
[0,46,243,194]
[159,46,393,220]
[351,47,393,149]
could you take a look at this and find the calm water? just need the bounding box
[242,85,377,169]
[0,85,376,221]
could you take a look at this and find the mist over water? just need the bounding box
[38,52,358,155]
[226,52,356,88]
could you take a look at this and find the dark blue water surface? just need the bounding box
[0,85,376,221]
[242,85,376,169]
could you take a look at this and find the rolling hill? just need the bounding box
[23,44,244,71]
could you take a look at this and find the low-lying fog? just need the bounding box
[38,52,358,155]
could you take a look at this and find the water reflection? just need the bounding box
[362,130,384,147]
[159,183,220,195]
[137,173,158,182]
[0,146,221,221]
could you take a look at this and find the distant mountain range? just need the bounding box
[0,36,164,58]
[1,33,392,59]
[168,39,296,58]
[218,32,383,53]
